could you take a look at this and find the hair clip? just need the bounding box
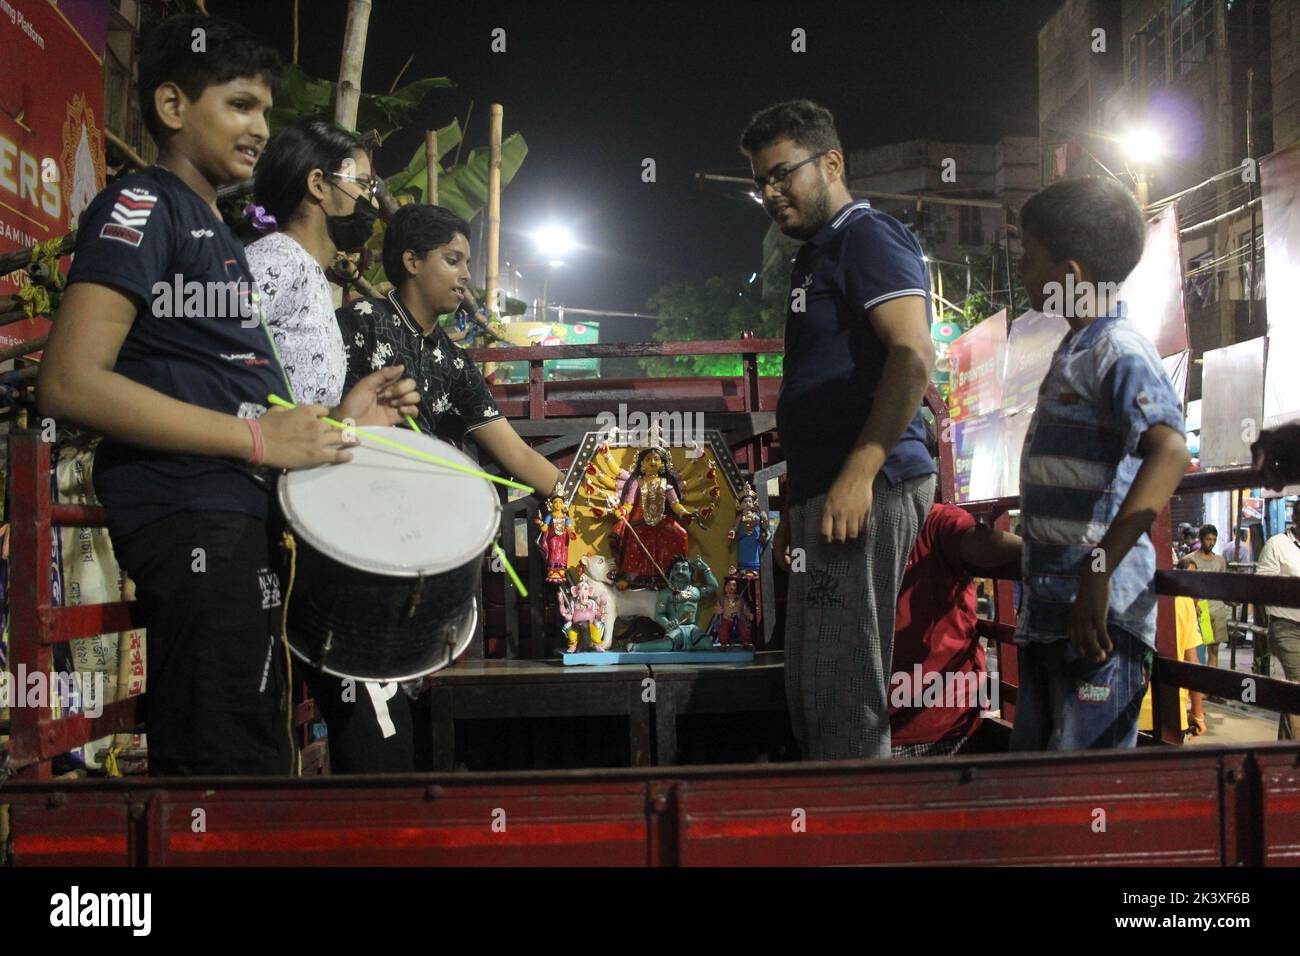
[243,203,278,233]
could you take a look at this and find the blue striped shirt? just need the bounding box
[1016,306,1185,647]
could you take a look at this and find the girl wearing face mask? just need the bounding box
[245,120,383,407]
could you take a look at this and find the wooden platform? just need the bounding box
[425,653,787,769]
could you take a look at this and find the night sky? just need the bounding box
[215,0,1062,338]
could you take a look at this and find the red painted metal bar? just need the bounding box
[4,740,1298,866]
[527,358,545,421]
[6,433,145,775]
[466,338,785,363]
[990,509,1019,720]
[49,503,109,526]
[1156,569,1300,606]
[8,431,56,779]
[36,604,136,644]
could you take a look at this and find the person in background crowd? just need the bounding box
[1256,499,1300,740]
[1140,557,1207,737]
[1185,524,1228,668]
[1222,526,1252,569]
[890,504,1022,757]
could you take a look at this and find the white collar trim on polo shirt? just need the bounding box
[387,289,429,337]
[831,200,873,230]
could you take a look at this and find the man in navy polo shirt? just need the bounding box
[741,100,937,760]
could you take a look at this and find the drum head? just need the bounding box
[278,426,501,576]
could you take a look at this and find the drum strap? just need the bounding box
[280,531,301,776]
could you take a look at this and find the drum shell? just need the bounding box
[286,535,481,682]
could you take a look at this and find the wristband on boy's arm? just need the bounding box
[244,416,266,466]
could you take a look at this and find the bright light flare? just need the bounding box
[1120,126,1165,164]
[532,225,577,257]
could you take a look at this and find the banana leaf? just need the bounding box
[430,133,529,220]
[267,65,451,142]
[268,65,335,135]
[362,130,528,290]
[355,77,453,143]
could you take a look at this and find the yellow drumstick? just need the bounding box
[267,394,535,494]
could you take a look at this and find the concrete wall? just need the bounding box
[1274,0,1300,149]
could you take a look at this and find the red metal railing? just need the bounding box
[6,434,142,778]
[958,467,1300,745]
[6,333,1300,778]
[3,337,788,776]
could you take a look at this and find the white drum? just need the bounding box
[277,427,501,681]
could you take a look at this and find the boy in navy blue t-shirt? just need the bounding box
[37,15,416,774]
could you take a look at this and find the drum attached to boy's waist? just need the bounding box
[277,427,501,682]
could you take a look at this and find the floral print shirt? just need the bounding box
[336,290,502,438]
[245,232,347,406]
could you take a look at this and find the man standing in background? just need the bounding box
[1257,501,1300,740]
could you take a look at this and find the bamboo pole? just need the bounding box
[335,0,373,132]
[426,130,438,205]
[0,232,75,278]
[0,336,48,363]
[485,104,503,318]
[1,304,60,328]
[292,0,300,64]
[104,128,148,170]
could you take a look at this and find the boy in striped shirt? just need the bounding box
[1010,178,1190,751]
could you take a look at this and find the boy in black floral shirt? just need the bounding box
[327,204,563,772]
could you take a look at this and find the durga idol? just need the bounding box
[613,447,695,589]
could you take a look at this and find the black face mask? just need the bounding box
[326,197,378,252]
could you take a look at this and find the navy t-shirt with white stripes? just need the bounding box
[67,166,292,537]
[776,200,936,505]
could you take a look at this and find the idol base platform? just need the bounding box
[558,649,756,666]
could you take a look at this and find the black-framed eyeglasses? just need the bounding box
[328,172,382,198]
[752,152,826,192]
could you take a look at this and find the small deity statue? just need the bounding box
[535,495,578,583]
[557,578,609,653]
[627,556,719,653]
[727,482,769,577]
[612,447,697,590]
[717,576,756,647]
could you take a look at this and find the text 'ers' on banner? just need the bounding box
[0,0,109,355]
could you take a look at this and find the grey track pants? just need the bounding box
[784,472,935,760]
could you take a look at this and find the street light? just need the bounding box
[532,225,577,258]
[530,225,578,322]
[1120,125,1165,164]
[1118,124,1166,207]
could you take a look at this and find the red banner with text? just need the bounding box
[0,0,108,353]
